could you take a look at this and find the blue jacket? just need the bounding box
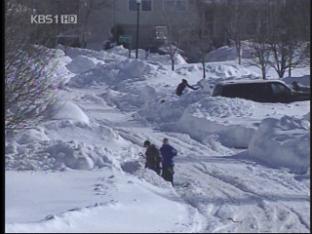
[160,144,177,167]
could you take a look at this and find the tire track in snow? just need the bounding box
[193,162,309,203]
[174,158,310,232]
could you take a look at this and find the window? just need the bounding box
[176,0,186,11]
[129,0,137,11]
[271,83,290,96]
[155,26,168,40]
[129,0,152,11]
[142,0,152,11]
[164,0,187,11]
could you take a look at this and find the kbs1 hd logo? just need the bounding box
[31,14,77,24]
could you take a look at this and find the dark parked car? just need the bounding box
[212,80,310,103]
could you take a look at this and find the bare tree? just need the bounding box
[267,38,306,78]
[5,0,58,129]
[266,0,307,78]
[250,41,271,80]
[224,0,247,65]
[248,1,271,80]
[163,41,179,71]
[192,29,213,79]
[160,17,186,71]
[161,8,192,71]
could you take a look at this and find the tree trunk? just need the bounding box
[238,45,242,65]
[288,66,292,77]
[202,60,206,79]
[288,53,292,77]
[261,66,266,80]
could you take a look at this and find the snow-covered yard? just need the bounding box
[5,45,310,233]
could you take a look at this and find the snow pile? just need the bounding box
[58,45,127,64]
[16,127,49,145]
[138,90,204,124]
[107,45,135,57]
[187,97,255,120]
[67,63,119,88]
[140,94,255,124]
[206,44,254,62]
[139,94,258,148]
[118,59,157,78]
[68,59,158,89]
[248,116,310,173]
[204,63,258,79]
[62,46,106,60]
[49,101,90,125]
[44,141,112,170]
[303,112,310,121]
[6,134,115,171]
[174,97,257,148]
[146,53,187,66]
[43,48,74,86]
[66,55,104,74]
[174,53,187,65]
[207,46,238,62]
[107,45,187,66]
[107,46,149,61]
[106,85,158,112]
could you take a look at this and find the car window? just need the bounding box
[271,83,290,96]
[213,84,223,96]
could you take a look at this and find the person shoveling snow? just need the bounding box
[176,79,199,96]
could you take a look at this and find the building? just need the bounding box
[111,0,201,50]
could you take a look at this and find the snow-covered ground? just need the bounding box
[5,45,310,233]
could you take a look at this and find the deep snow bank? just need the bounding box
[68,59,157,88]
[248,116,310,173]
[66,55,104,74]
[206,43,254,62]
[49,101,90,125]
[139,95,258,148]
[5,130,113,171]
[173,97,257,148]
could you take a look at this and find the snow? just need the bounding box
[6,170,202,233]
[206,44,253,62]
[49,100,90,125]
[5,44,310,233]
[248,116,310,174]
[66,55,104,74]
